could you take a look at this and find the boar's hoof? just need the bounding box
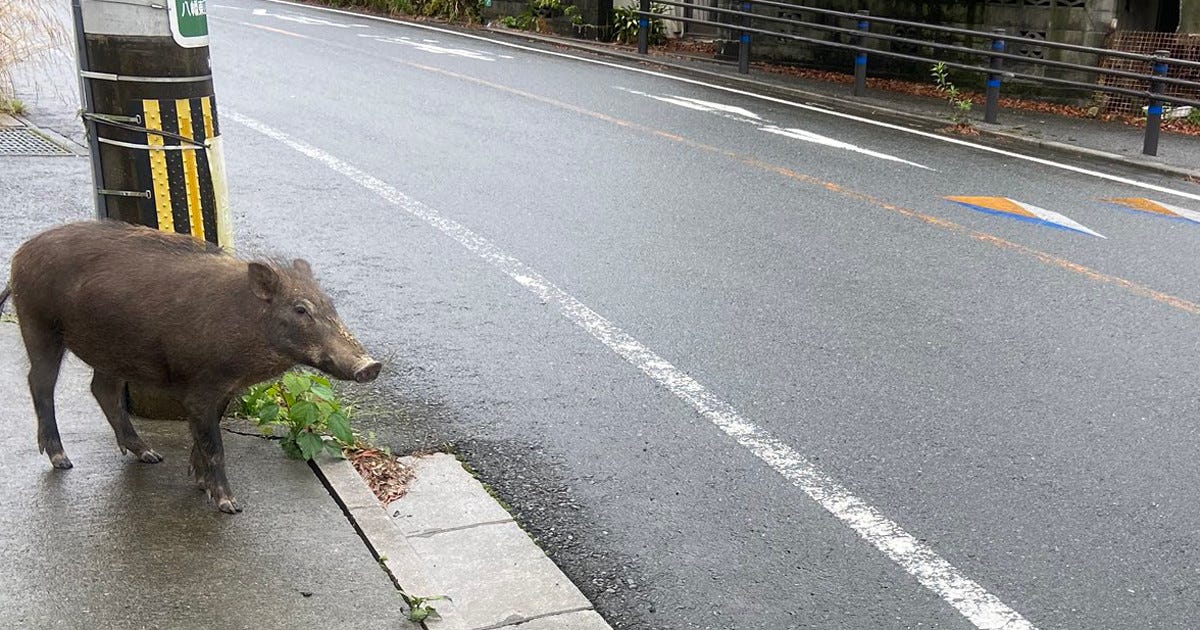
[49,453,73,470]
[137,449,163,464]
[216,497,243,514]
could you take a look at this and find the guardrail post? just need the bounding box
[985,28,1004,124]
[1143,49,1169,156]
[637,0,650,54]
[853,10,869,97]
[738,1,751,74]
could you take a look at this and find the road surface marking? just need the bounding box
[654,94,763,120]
[1105,198,1200,224]
[251,7,368,27]
[947,197,1106,238]
[618,87,932,170]
[263,0,1200,204]
[228,110,1038,630]
[357,33,497,61]
[238,21,311,39]
[763,126,934,170]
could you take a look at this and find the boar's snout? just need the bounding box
[353,359,382,383]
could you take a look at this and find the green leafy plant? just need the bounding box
[241,371,356,460]
[613,3,668,45]
[501,0,581,32]
[563,3,582,25]
[400,591,451,622]
[931,62,973,126]
[500,13,533,28]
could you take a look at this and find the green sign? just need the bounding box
[168,0,210,48]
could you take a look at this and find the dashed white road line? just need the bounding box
[762,125,935,170]
[617,86,932,169]
[227,109,1038,630]
[256,0,1200,204]
[356,33,498,61]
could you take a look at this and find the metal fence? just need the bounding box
[1099,31,1200,115]
[632,0,1200,156]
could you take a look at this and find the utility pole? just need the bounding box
[73,0,230,247]
[73,0,232,419]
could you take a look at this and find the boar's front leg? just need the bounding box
[186,394,240,514]
[91,372,163,464]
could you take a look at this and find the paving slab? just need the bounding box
[497,610,613,630]
[317,454,613,630]
[389,453,513,536]
[0,323,416,630]
[406,521,593,630]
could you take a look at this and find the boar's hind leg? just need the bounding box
[90,372,163,464]
[22,321,70,469]
[186,396,241,514]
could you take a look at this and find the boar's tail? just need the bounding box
[0,284,9,311]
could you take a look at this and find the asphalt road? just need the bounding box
[18,2,1200,628]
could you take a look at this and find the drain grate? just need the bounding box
[0,127,72,156]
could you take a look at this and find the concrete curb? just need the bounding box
[481,27,1200,182]
[313,453,613,630]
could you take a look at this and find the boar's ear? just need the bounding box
[293,259,313,277]
[248,262,281,301]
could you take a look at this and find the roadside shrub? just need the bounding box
[612,3,667,45]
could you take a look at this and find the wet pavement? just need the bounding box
[0,323,415,630]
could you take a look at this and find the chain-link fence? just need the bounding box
[1099,31,1200,115]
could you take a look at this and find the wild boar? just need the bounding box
[1,220,381,513]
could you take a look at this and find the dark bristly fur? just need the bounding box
[5,220,381,514]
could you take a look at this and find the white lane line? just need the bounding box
[617,87,762,122]
[617,86,932,170]
[262,0,1200,204]
[357,33,497,61]
[228,110,1037,630]
[664,95,763,120]
[763,125,934,170]
[251,6,369,27]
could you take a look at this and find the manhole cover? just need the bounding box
[0,127,72,156]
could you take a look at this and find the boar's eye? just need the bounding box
[293,303,309,316]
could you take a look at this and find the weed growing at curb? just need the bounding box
[401,592,452,623]
[241,371,356,460]
[0,313,16,324]
[931,62,974,130]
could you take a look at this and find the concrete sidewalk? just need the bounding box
[486,27,1200,181]
[0,322,418,630]
[0,311,614,630]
